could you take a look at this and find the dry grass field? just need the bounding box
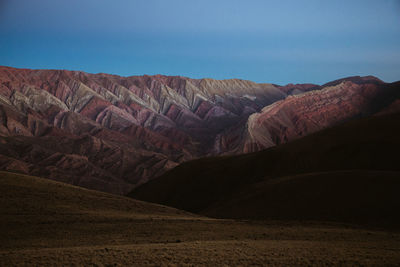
[1,171,400,266]
[3,239,400,266]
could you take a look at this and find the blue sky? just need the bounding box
[0,0,399,84]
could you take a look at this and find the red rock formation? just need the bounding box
[220,80,400,153]
[0,66,286,193]
[1,66,398,194]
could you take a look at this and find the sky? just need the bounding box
[0,0,399,85]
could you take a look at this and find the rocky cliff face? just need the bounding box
[0,66,286,193]
[216,77,400,153]
[0,66,398,194]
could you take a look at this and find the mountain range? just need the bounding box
[1,65,400,265]
[0,66,399,194]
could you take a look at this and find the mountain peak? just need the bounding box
[322,75,384,87]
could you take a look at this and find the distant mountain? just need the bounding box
[130,112,400,226]
[0,66,285,193]
[0,66,398,194]
[275,83,321,95]
[216,78,400,153]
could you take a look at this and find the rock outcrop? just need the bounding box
[0,66,398,194]
[0,66,286,193]
[216,78,400,153]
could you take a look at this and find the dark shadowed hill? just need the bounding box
[204,170,400,226]
[2,171,400,266]
[130,112,400,226]
[0,171,192,223]
[1,66,399,194]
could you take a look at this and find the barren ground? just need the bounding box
[1,171,400,266]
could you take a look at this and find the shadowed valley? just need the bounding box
[1,67,400,266]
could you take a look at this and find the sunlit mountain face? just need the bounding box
[0,66,399,194]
